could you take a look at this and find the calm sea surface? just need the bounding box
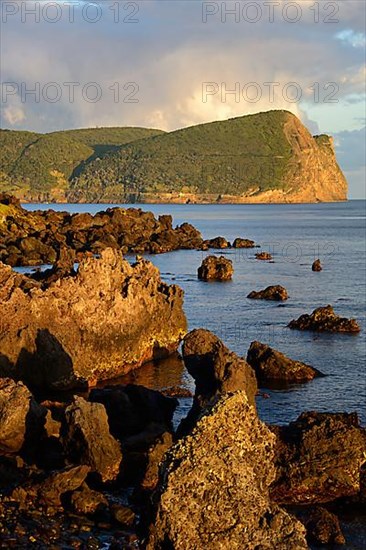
[25,201,366,426]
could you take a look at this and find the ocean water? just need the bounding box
[25,201,366,426]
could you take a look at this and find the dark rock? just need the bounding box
[256,251,273,260]
[198,255,233,281]
[202,236,230,249]
[297,506,345,546]
[0,249,187,388]
[147,392,308,549]
[71,483,108,515]
[0,378,45,454]
[61,396,122,482]
[140,432,173,491]
[232,237,256,248]
[247,341,324,384]
[288,305,360,333]
[270,411,366,504]
[312,259,322,272]
[110,504,136,527]
[247,285,288,301]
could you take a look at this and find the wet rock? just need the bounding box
[288,305,360,333]
[197,255,233,281]
[297,506,345,546]
[256,251,273,260]
[312,259,323,272]
[247,341,324,384]
[271,412,366,504]
[247,285,288,301]
[71,483,108,515]
[202,236,230,249]
[0,378,45,454]
[0,248,187,388]
[147,392,308,550]
[61,396,122,482]
[232,237,256,248]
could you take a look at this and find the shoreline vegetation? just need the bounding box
[1,110,347,205]
[0,190,364,548]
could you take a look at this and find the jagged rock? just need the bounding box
[232,237,256,248]
[197,255,233,281]
[202,236,230,249]
[71,483,108,515]
[247,341,324,384]
[247,285,288,301]
[140,432,173,491]
[297,506,345,546]
[312,259,322,272]
[147,392,308,549]
[256,251,273,260]
[61,396,122,482]
[0,378,45,454]
[271,412,366,504]
[288,305,360,333]
[89,385,177,450]
[0,248,187,388]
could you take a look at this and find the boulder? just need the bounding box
[312,259,322,272]
[0,248,187,388]
[297,506,345,546]
[232,237,256,248]
[247,285,288,301]
[288,305,360,333]
[270,412,366,504]
[247,341,324,384]
[140,432,173,491]
[0,378,45,454]
[71,483,108,515]
[202,236,230,249]
[198,255,233,281]
[256,251,273,260]
[61,396,122,482]
[147,392,308,549]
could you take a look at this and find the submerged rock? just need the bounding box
[297,506,345,546]
[288,305,360,333]
[147,392,308,549]
[61,396,122,482]
[197,255,233,281]
[312,259,323,272]
[0,248,187,388]
[271,411,366,504]
[256,251,273,260]
[0,378,45,454]
[247,341,324,384]
[247,285,288,301]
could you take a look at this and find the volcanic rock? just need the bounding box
[61,396,122,482]
[147,392,308,549]
[247,341,324,384]
[0,248,187,388]
[271,411,366,504]
[288,305,360,333]
[197,255,233,281]
[312,259,322,272]
[247,285,288,301]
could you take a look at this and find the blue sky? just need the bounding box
[1,0,365,198]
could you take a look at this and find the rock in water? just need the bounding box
[147,392,308,550]
[0,378,45,454]
[247,285,288,301]
[61,396,122,482]
[0,248,187,388]
[197,255,233,281]
[256,251,273,260]
[232,237,256,248]
[247,341,324,384]
[202,236,230,249]
[297,507,345,546]
[288,305,360,333]
[312,259,322,272]
[271,412,366,504]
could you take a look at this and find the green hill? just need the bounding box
[0,127,164,201]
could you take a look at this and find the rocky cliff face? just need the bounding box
[0,249,187,389]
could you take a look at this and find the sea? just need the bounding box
[22,200,366,548]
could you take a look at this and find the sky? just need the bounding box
[0,0,365,198]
